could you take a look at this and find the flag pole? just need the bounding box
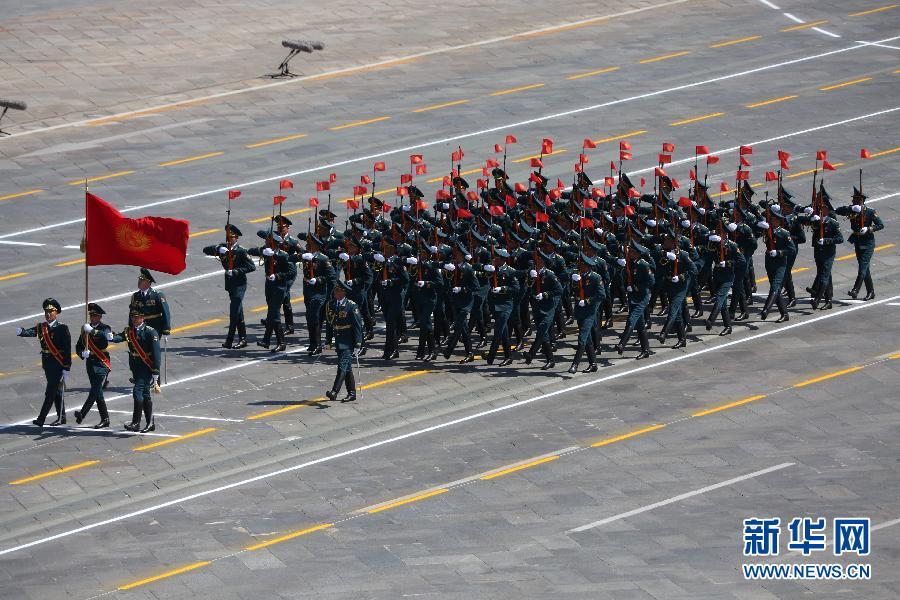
[83,179,89,369]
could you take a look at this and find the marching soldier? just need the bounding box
[836,187,884,300]
[249,232,294,351]
[524,249,562,369]
[484,247,519,366]
[568,254,604,373]
[657,232,697,349]
[264,216,301,334]
[16,298,71,427]
[376,247,410,360]
[204,224,256,349]
[758,206,797,322]
[128,268,171,336]
[299,233,335,355]
[74,303,112,428]
[442,241,479,363]
[325,281,363,402]
[111,308,161,432]
[409,241,443,362]
[337,235,374,354]
[615,241,655,360]
[801,185,844,309]
[705,226,745,336]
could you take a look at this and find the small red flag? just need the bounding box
[400,173,413,184]
[777,150,791,161]
[396,186,408,196]
[410,154,423,164]
[584,199,598,209]
[486,158,500,168]
[574,163,583,173]
[736,170,749,181]
[662,142,675,153]
[482,167,490,177]
[592,188,605,199]
[477,178,488,189]
[442,175,452,186]
[415,164,427,175]
[515,182,527,193]
[624,205,635,216]
[619,141,631,151]
[860,148,871,159]
[316,181,330,191]
[654,167,666,177]
[361,175,372,185]
[353,185,367,196]
[580,217,593,229]
[579,153,589,164]
[489,205,505,216]
[695,145,710,155]
[541,138,553,154]
[228,190,241,200]
[689,168,696,181]
[308,197,319,207]
[415,199,427,210]
[816,150,827,161]
[740,155,751,167]
[466,190,478,202]
[739,145,753,155]
[273,195,286,205]
[640,177,646,187]
[457,207,473,218]
[610,161,617,172]
[707,155,720,165]
[549,189,561,200]
[765,171,777,181]
[720,182,730,192]
[494,143,503,153]
[671,178,680,190]
[679,196,692,207]
[374,162,386,172]
[436,189,451,200]
[620,150,632,161]
[280,179,294,190]
[822,160,836,171]
[535,211,549,223]
[583,138,598,149]
[505,194,517,208]
[530,157,544,169]
[780,159,790,170]
[451,149,463,162]
[329,173,337,184]
[529,172,543,184]
[628,188,641,199]
[505,134,517,144]
[556,178,565,190]
[658,153,672,164]
[604,176,615,187]
[347,199,360,210]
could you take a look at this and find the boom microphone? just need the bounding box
[0,99,27,111]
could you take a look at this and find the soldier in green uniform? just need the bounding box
[128,268,171,336]
[325,280,363,402]
[758,206,797,322]
[249,232,293,351]
[409,240,443,362]
[74,303,112,428]
[524,249,563,369]
[657,232,697,349]
[568,254,605,373]
[800,185,844,309]
[111,308,161,432]
[442,241,479,363]
[615,241,655,360]
[484,247,519,366]
[204,224,256,349]
[16,298,71,427]
[704,226,745,336]
[376,248,409,360]
[299,234,335,355]
[337,235,374,354]
[836,187,884,300]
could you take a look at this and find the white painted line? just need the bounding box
[813,28,841,38]
[106,409,243,423]
[19,425,178,438]
[0,0,691,142]
[568,462,795,532]
[1,35,897,243]
[887,302,900,306]
[783,12,804,23]
[63,245,81,249]
[874,517,900,531]
[0,294,896,557]
[758,0,779,9]
[0,240,44,247]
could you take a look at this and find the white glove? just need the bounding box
[859,227,869,234]
[381,280,388,287]
[708,234,721,243]
[444,263,456,271]
[106,332,114,341]
[346,280,353,287]
[818,238,825,245]
[81,350,90,359]
[851,204,862,213]
[452,286,461,293]
[680,219,690,227]
[464,254,472,261]
[646,219,657,228]
[402,205,411,212]
[758,221,770,230]
[671,275,679,283]
[15,327,22,335]
[301,252,314,260]
[268,274,276,281]
[62,371,68,384]
[727,201,735,208]
[616,258,626,267]
[811,214,821,222]
[308,277,317,284]
[218,246,228,255]
[726,222,737,232]
[406,257,418,265]
[769,249,777,257]
[338,252,350,261]
[262,247,275,257]
[373,253,385,263]
[571,273,581,282]
[626,285,633,292]
[696,207,706,215]
[529,269,538,278]
[534,293,543,300]
[771,204,781,213]
[594,227,603,235]
[429,245,438,253]
[83,323,93,333]
[442,203,450,210]
[804,206,814,215]
[666,251,676,261]
[226,269,233,276]
[719,260,726,268]
[484,264,496,272]
[417,280,425,287]
[492,286,502,293]
[578,299,586,307]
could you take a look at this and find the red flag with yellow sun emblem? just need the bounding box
[86,193,189,274]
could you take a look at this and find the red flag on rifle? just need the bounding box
[583,138,598,149]
[780,159,790,170]
[279,179,293,190]
[466,191,478,202]
[655,167,667,177]
[860,148,871,159]
[477,178,488,189]
[689,168,696,181]
[494,143,503,153]
[489,205,505,216]
[457,207,473,218]
[816,150,827,161]
[765,171,777,181]
[739,145,753,155]
[541,138,553,154]
[400,173,412,184]
[486,158,500,168]
[679,196,693,207]
[584,199,598,209]
[505,134,517,144]
[273,195,286,205]
[316,181,330,191]
[720,182,730,192]
[415,164,427,175]
[361,175,372,185]
[619,140,631,151]
[610,161,617,171]
[574,163,583,173]
[535,211,549,223]
[329,173,337,184]
[529,172,543,184]
[777,150,791,161]
[228,190,241,200]
[309,197,319,207]
[662,142,675,153]
[620,150,632,161]
[396,186,408,196]
[707,155,720,165]
[451,149,463,162]
[436,189,451,200]
[580,217,593,229]
[531,157,544,169]
[659,153,671,164]
[353,185,367,196]
[671,178,680,190]
[505,194,517,208]
[515,183,527,193]
[640,177,646,187]
[696,145,710,155]
[579,153,589,164]
[347,199,360,210]
[740,155,751,167]
[410,154,423,164]
[736,170,749,180]
[604,176,615,187]
[592,188,605,199]
[823,160,836,171]
[374,162,386,172]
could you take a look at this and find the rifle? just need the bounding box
[226,192,234,271]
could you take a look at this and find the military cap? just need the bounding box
[779,186,795,204]
[225,223,243,237]
[767,206,786,220]
[494,247,510,258]
[452,176,469,189]
[87,302,105,316]
[629,239,651,256]
[42,298,62,313]
[578,252,599,267]
[619,172,634,190]
[318,209,336,220]
[491,168,508,180]
[576,172,593,187]
[407,186,424,200]
[129,307,144,317]
[138,268,156,283]
[852,186,867,201]
[334,279,353,293]
[369,196,385,209]
[304,233,321,246]
[274,215,293,226]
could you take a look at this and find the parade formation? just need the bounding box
[14,139,885,430]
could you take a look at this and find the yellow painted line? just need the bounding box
[189,228,221,238]
[251,295,303,313]
[566,66,620,80]
[412,99,470,113]
[426,170,480,184]
[511,149,568,163]
[170,318,223,335]
[337,187,395,203]
[367,488,448,514]
[329,116,391,131]
[87,99,206,127]
[793,366,863,388]
[781,19,829,32]
[784,163,844,180]
[360,369,431,391]
[709,35,762,48]
[849,4,897,17]
[872,146,900,157]
[245,133,308,149]
[248,207,313,224]
[591,424,665,447]
[836,243,895,261]
[669,112,725,127]
[159,151,224,167]
[819,77,872,91]
[132,427,217,451]
[745,95,798,109]
[118,561,211,590]
[0,272,29,282]
[692,394,768,417]
[889,353,900,360]
[55,258,86,267]
[245,523,333,551]
[0,189,42,202]
[712,182,761,199]
[639,50,690,64]
[9,460,100,485]
[67,171,134,186]
[489,83,545,96]
[480,455,560,480]
[591,130,648,145]
[755,266,811,285]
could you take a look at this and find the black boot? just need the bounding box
[848,274,862,299]
[273,323,286,352]
[569,345,584,374]
[720,306,732,336]
[222,323,236,349]
[257,323,273,348]
[233,320,248,349]
[342,371,357,402]
[325,371,346,401]
[284,307,294,335]
[759,290,776,320]
[425,332,437,361]
[636,328,652,360]
[523,343,538,365]
[616,324,634,355]
[672,323,687,349]
[775,295,789,323]
[541,342,555,370]
[583,343,598,372]
[415,335,426,360]
[863,274,875,300]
